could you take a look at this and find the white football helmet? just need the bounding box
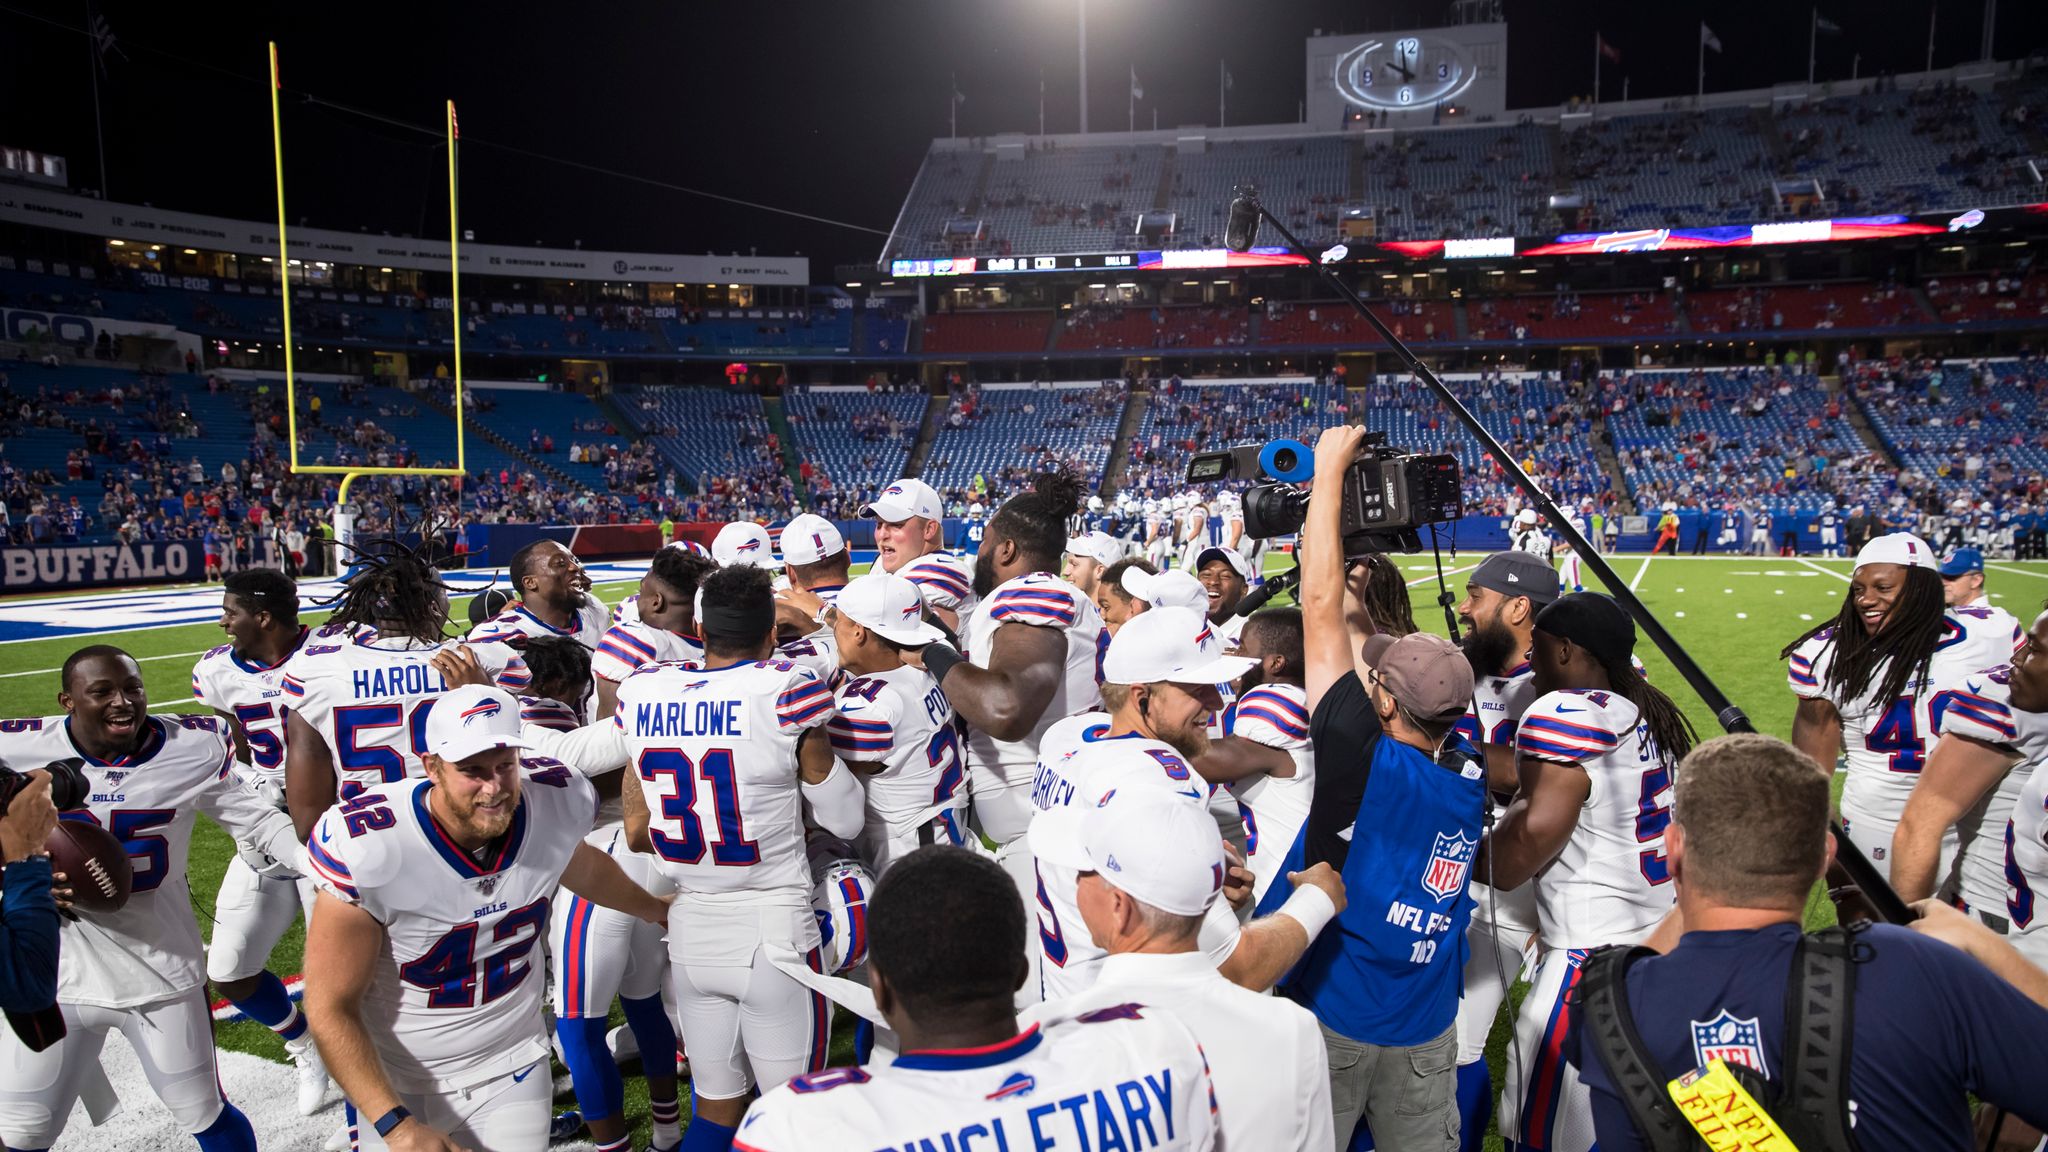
[810,853,876,976]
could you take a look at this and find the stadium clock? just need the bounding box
[1333,36,1474,109]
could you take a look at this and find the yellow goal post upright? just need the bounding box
[268,42,468,560]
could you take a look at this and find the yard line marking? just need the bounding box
[1796,559,1851,583]
[1987,563,2048,581]
[1629,556,1654,592]
[0,647,215,679]
[1406,562,1479,589]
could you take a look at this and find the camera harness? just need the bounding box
[1574,925,1862,1152]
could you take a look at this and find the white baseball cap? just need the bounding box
[1854,532,1938,572]
[662,538,711,557]
[780,514,846,566]
[1065,531,1123,568]
[1120,567,1209,614]
[1028,786,1227,917]
[1194,546,1255,582]
[1102,606,1257,686]
[1513,508,1540,525]
[424,685,533,763]
[833,571,944,646]
[864,479,945,523]
[712,521,783,569]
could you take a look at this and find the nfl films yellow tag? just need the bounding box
[1666,1059,1802,1152]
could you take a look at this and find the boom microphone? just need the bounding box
[1232,564,1299,618]
[1225,186,1261,253]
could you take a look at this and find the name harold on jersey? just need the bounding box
[349,664,449,699]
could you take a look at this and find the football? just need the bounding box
[45,819,134,914]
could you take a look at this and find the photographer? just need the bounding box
[0,768,60,1015]
[1292,424,1485,1151]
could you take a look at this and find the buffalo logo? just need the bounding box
[1421,830,1477,902]
[1690,1010,1769,1075]
[985,1072,1036,1101]
[1592,229,1671,253]
[1193,624,1215,649]
[459,700,502,725]
[900,601,923,623]
[736,539,762,554]
[883,484,905,498]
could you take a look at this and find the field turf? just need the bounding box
[6,553,2045,1148]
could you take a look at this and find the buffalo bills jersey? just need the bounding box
[590,620,705,685]
[613,658,836,898]
[735,1003,1220,1152]
[281,633,530,799]
[1516,690,1677,950]
[1224,683,1314,901]
[1933,667,2048,943]
[466,598,611,650]
[190,626,310,784]
[962,573,1104,844]
[0,714,299,1009]
[306,759,595,1092]
[901,553,976,621]
[826,664,965,873]
[1789,606,2020,830]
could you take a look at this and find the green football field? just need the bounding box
[4,553,2044,1147]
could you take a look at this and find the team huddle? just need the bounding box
[2,454,2047,1152]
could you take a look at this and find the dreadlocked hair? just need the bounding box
[319,531,450,642]
[648,547,716,602]
[1777,566,1947,708]
[520,636,591,705]
[1361,554,1418,636]
[989,469,1085,570]
[1605,655,1697,767]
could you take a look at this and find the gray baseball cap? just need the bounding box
[1359,632,1475,723]
[1467,551,1560,608]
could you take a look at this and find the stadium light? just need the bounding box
[108,239,124,246]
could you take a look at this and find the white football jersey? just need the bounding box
[1934,666,2048,924]
[825,664,965,872]
[190,626,311,783]
[0,714,297,1009]
[611,594,643,626]
[1789,606,2022,821]
[1459,659,1538,757]
[1181,507,1207,544]
[466,598,612,650]
[613,658,835,898]
[735,1000,1221,1152]
[1027,730,1233,998]
[1512,528,1551,557]
[1514,689,1678,950]
[306,759,595,1092]
[1224,683,1314,900]
[901,552,976,620]
[590,620,705,684]
[962,573,1104,844]
[774,630,840,684]
[282,632,530,799]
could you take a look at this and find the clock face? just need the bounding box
[1334,36,1474,109]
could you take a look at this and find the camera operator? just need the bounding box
[0,768,61,1015]
[1567,733,2048,1152]
[1294,424,1485,1151]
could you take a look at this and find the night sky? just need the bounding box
[4,0,2045,272]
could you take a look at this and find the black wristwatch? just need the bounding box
[373,1106,412,1138]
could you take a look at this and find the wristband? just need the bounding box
[922,642,965,685]
[372,1106,412,1138]
[1275,881,1339,942]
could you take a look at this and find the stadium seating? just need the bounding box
[1261,298,1458,345]
[1852,358,2048,500]
[1924,270,2048,326]
[1685,282,1927,334]
[1165,137,1351,247]
[921,309,1055,355]
[1464,291,1681,342]
[1057,304,1250,351]
[919,382,1128,499]
[1121,377,1344,496]
[784,385,926,506]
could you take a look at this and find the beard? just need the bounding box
[448,785,519,842]
[1160,714,1213,762]
[972,547,999,599]
[1460,619,1518,678]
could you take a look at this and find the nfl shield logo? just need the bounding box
[475,875,500,899]
[1690,1010,1770,1076]
[1420,831,1477,902]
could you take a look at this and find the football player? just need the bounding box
[0,646,304,1152]
[1060,531,1121,598]
[1479,593,1699,1152]
[282,539,530,840]
[907,470,1103,1001]
[590,545,713,720]
[866,479,976,632]
[824,571,966,873]
[611,539,711,627]
[1196,607,1313,902]
[1891,605,2048,946]
[192,568,330,1114]
[1784,534,2020,882]
[466,539,610,650]
[1194,546,1254,647]
[302,685,670,1152]
[614,564,865,1152]
[769,513,851,679]
[735,847,1223,1151]
[1026,607,1339,998]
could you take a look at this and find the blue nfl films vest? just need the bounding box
[1272,735,1487,1048]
